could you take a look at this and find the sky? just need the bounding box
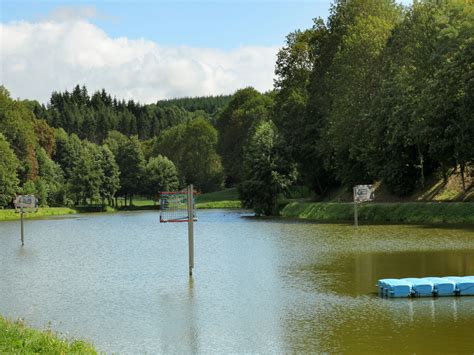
[0,0,412,104]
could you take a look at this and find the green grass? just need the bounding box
[0,203,159,222]
[195,188,242,209]
[0,207,78,222]
[196,200,242,209]
[121,189,242,209]
[0,316,96,353]
[281,202,474,225]
[127,198,157,207]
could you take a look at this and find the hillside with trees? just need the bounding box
[157,95,233,115]
[0,0,472,215]
[270,0,473,206]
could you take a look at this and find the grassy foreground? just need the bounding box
[281,201,474,225]
[0,316,96,353]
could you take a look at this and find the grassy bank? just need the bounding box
[0,189,242,222]
[0,207,78,222]
[0,204,162,221]
[0,316,96,353]
[125,189,242,209]
[195,188,241,209]
[281,202,474,225]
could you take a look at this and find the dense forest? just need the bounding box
[156,95,233,115]
[0,0,472,215]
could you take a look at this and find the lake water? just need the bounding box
[1,210,474,353]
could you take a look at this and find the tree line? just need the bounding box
[0,87,223,208]
[0,0,472,215]
[27,86,229,143]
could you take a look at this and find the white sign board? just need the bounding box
[353,185,375,203]
[14,195,37,210]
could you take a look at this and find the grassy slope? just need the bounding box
[0,316,96,353]
[281,202,474,225]
[321,170,474,203]
[195,188,241,209]
[279,169,474,224]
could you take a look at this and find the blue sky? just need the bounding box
[1,0,413,103]
[2,1,411,49]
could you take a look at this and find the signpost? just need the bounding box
[353,185,375,227]
[13,195,38,246]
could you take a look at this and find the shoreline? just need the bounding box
[281,201,474,225]
[2,201,474,226]
[0,203,242,222]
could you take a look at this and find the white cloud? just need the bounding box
[0,20,278,103]
[45,6,98,22]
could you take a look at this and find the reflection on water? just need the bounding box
[323,250,474,296]
[0,211,474,352]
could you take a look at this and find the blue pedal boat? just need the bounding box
[444,276,474,296]
[379,279,412,298]
[401,278,434,297]
[422,277,456,296]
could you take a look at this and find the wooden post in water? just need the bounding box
[353,187,358,227]
[187,184,194,276]
[354,202,358,227]
[20,206,25,246]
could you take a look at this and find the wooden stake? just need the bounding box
[353,186,358,227]
[354,202,358,227]
[187,184,194,276]
[20,207,24,246]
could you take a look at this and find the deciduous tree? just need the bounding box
[239,121,297,216]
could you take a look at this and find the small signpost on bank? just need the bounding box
[353,185,374,227]
[159,185,197,276]
[13,195,38,246]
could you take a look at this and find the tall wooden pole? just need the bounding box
[354,202,358,227]
[187,184,194,276]
[20,206,25,246]
[353,187,358,227]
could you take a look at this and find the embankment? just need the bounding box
[0,207,78,222]
[281,202,474,225]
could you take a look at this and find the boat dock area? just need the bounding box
[378,276,474,298]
